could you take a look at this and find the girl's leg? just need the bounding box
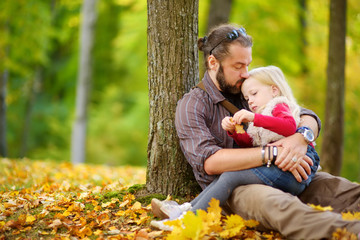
[191,169,263,212]
[252,145,320,196]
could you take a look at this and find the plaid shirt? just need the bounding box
[175,71,321,190]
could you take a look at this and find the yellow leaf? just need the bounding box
[131,201,142,210]
[308,204,333,212]
[38,231,50,235]
[207,198,222,220]
[119,199,129,207]
[245,219,259,228]
[115,210,126,216]
[220,214,246,238]
[78,226,92,238]
[342,212,360,221]
[109,226,118,231]
[93,229,103,235]
[101,202,112,208]
[230,118,245,133]
[166,211,204,240]
[62,210,71,217]
[26,215,36,224]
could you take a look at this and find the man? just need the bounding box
[154,24,360,239]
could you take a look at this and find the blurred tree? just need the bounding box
[200,0,232,76]
[0,70,7,157]
[0,6,8,157]
[298,0,308,74]
[146,0,201,195]
[19,69,42,157]
[206,0,232,32]
[321,0,347,175]
[71,0,98,164]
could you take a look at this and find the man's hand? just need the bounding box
[269,133,313,182]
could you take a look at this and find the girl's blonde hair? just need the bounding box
[245,65,301,121]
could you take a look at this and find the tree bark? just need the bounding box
[71,0,97,164]
[320,0,346,175]
[146,0,201,196]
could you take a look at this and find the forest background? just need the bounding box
[1,0,360,181]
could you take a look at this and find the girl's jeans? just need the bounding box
[191,145,320,212]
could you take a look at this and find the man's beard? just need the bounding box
[216,64,242,94]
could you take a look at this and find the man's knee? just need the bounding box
[299,172,360,212]
[228,184,289,220]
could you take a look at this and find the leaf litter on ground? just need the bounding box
[0,158,358,240]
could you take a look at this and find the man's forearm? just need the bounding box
[299,115,319,139]
[204,147,263,175]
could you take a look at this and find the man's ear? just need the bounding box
[208,55,219,71]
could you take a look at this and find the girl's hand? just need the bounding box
[232,109,255,124]
[222,116,235,133]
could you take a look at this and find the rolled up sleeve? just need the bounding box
[175,90,222,188]
[300,107,322,132]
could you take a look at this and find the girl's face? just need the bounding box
[241,77,278,113]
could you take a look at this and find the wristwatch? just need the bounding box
[296,126,315,144]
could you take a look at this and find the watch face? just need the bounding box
[305,130,315,142]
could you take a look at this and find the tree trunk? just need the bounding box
[71,0,97,164]
[0,20,9,157]
[146,0,201,196]
[19,68,42,158]
[0,69,8,157]
[201,0,232,76]
[206,0,232,33]
[320,0,346,175]
[298,0,308,74]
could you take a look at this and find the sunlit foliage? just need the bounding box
[1,0,359,180]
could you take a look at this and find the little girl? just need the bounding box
[151,66,320,230]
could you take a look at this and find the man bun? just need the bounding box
[198,37,208,51]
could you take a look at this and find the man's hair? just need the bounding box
[198,24,253,69]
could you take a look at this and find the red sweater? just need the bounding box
[229,103,296,147]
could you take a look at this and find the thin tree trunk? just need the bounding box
[320,0,346,175]
[298,0,308,74]
[71,0,97,164]
[201,0,232,76]
[0,69,8,157]
[206,0,232,33]
[0,20,9,157]
[146,0,201,196]
[19,68,42,158]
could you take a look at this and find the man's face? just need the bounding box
[216,43,252,94]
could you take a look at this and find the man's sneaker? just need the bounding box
[151,198,192,220]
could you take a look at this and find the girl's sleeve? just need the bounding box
[253,103,296,137]
[227,131,253,147]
